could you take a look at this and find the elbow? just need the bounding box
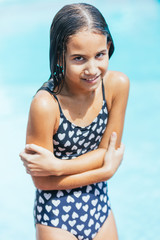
[34,183,44,191]
[101,165,114,181]
[32,176,60,191]
[32,176,49,191]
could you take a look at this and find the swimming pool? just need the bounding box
[0,0,160,239]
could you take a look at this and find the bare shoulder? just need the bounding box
[29,90,59,132]
[103,71,130,111]
[105,70,129,88]
[30,90,58,115]
[104,70,130,98]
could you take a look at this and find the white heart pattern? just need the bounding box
[51,200,60,207]
[90,208,96,216]
[91,199,98,206]
[88,219,94,227]
[73,137,79,143]
[63,123,68,131]
[67,196,75,203]
[84,229,91,236]
[51,218,59,226]
[56,190,64,198]
[89,133,95,140]
[64,140,71,147]
[45,205,52,212]
[76,202,82,210]
[74,191,82,198]
[34,84,110,239]
[99,119,103,126]
[76,224,85,231]
[37,214,42,221]
[63,205,71,213]
[72,212,79,219]
[37,206,42,213]
[82,204,89,212]
[72,145,78,150]
[39,196,44,204]
[53,209,59,216]
[86,185,92,193]
[95,222,100,230]
[43,213,49,221]
[52,88,108,164]
[69,220,76,227]
[80,214,88,222]
[92,124,97,131]
[69,131,74,138]
[97,204,102,211]
[71,229,78,235]
[62,214,69,222]
[44,193,51,200]
[58,133,65,140]
[79,139,85,145]
[82,195,90,202]
[62,224,68,230]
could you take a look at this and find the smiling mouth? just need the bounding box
[82,75,100,82]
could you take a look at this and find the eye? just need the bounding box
[74,56,84,62]
[96,52,106,59]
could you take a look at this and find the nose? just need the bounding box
[84,60,97,76]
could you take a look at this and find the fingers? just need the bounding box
[19,151,32,163]
[26,168,31,175]
[19,149,39,176]
[108,132,117,151]
[25,144,44,154]
[25,144,53,157]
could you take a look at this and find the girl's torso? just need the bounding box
[54,79,103,129]
[34,78,111,238]
[52,80,108,159]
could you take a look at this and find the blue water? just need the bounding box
[0,0,160,239]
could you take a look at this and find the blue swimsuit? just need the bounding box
[34,81,111,240]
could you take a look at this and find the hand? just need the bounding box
[19,144,61,176]
[103,132,125,177]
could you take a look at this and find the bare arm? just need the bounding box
[20,71,129,189]
[28,132,124,190]
[23,90,106,177]
[99,71,130,149]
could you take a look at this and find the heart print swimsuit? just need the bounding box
[34,80,111,240]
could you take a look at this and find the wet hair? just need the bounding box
[40,3,115,94]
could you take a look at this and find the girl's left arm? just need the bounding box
[20,71,129,177]
[99,71,130,149]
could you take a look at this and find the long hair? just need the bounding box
[40,3,115,94]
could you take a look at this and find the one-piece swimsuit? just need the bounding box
[34,80,111,240]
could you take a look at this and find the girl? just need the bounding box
[20,3,129,240]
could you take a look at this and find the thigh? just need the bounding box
[36,224,78,240]
[93,211,118,240]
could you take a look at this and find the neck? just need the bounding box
[60,81,97,99]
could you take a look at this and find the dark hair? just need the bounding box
[40,3,115,94]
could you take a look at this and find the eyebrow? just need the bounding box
[70,49,107,58]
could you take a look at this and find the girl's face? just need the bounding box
[64,29,110,94]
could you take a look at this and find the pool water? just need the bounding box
[0,0,160,239]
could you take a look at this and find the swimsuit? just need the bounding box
[34,81,111,240]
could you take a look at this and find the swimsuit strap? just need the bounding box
[38,79,106,114]
[102,80,106,101]
[37,80,63,113]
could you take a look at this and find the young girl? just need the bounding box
[20,3,129,240]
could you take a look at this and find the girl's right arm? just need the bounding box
[20,72,129,178]
[29,132,124,190]
[20,72,129,190]
[22,90,108,190]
